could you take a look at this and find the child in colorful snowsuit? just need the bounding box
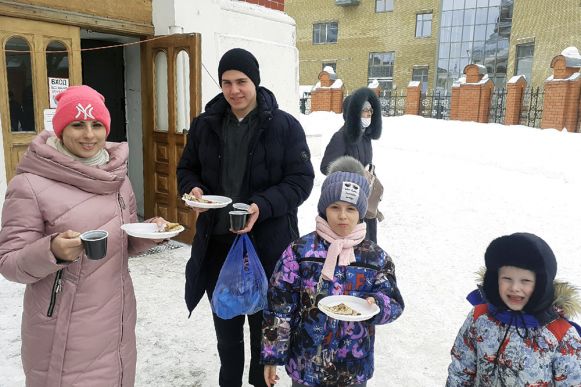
[261,156,404,387]
[447,232,581,386]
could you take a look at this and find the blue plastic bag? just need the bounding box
[211,234,268,319]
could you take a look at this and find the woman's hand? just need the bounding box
[145,216,169,243]
[51,230,83,262]
[366,296,376,305]
[264,365,279,387]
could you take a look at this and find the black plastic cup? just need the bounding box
[80,230,108,260]
[229,211,248,231]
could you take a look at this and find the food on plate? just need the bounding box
[182,193,216,204]
[327,302,361,316]
[159,222,182,232]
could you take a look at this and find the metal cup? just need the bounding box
[80,230,108,260]
[229,211,248,231]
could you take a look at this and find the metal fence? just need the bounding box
[489,88,507,124]
[299,94,312,114]
[298,87,551,129]
[519,87,544,128]
[378,90,407,117]
[420,89,451,120]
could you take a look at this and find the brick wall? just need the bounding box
[311,89,344,113]
[239,0,284,11]
[405,84,421,115]
[504,76,527,125]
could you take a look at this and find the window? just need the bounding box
[416,13,432,38]
[376,0,394,12]
[412,66,429,93]
[435,0,513,90]
[313,22,338,44]
[322,62,337,73]
[368,52,395,94]
[515,43,534,83]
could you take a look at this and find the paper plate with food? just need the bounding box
[318,295,380,322]
[121,222,184,239]
[182,193,232,209]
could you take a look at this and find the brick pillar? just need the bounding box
[311,89,331,112]
[504,76,527,125]
[450,85,460,121]
[452,64,494,123]
[330,89,344,113]
[310,70,344,113]
[541,54,581,132]
[405,82,422,115]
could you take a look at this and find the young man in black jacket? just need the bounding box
[177,48,315,387]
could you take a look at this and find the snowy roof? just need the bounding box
[546,72,581,82]
[368,79,380,88]
[508,75,526,84]
[561,46,581,68]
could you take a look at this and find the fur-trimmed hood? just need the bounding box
[475,267,581,319]
[343,87,382,144]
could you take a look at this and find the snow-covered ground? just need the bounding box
[2,114,581,386]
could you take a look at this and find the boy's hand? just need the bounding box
[189,187,209,214]
[264,365,279,386]
[233,203,259,234]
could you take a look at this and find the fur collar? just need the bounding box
[475,267,581,318]
[343,87,382,144]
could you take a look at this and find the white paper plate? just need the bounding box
[121,223,184,239]
[183,195,232,209]
[318,295,380,322]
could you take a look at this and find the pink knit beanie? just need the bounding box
[52,85,111,139]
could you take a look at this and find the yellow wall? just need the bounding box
[510,0,581,87]
[287,0,581,91]
[13,0,152,25]
[287,0,439,93]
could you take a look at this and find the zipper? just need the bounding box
[118,193,126,210]
[47,269,63,317]
[117,189,125,384]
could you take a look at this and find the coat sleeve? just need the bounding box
[0,175,66,284]
[249,115,314,222]
[446,311,478,387]
[552,326,581,385]
[368,251,404,325]
[261,243,301,365]
[320,130,346,175]
[176,117,209,195]
[126,180,156,256]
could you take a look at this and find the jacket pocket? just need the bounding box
[47,269,63,317]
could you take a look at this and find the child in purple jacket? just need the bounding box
[261,156,404,387]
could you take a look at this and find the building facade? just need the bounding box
[0,0,298,241]
[286,0,581,94]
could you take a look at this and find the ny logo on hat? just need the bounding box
[75,103,95,120]
[340,182,360,205]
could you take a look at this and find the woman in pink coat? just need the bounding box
[0,86,166,386]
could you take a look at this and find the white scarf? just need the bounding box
[47,136,110,167]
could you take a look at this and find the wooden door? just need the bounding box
[0,16,82,181]
[142,33,201,243]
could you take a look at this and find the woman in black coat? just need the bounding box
[320,87,382,242]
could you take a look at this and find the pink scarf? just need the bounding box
[315,215,367,281]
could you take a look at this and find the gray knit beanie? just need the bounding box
[318,156,370,219]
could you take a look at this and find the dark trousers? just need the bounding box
[206,235,267,387]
